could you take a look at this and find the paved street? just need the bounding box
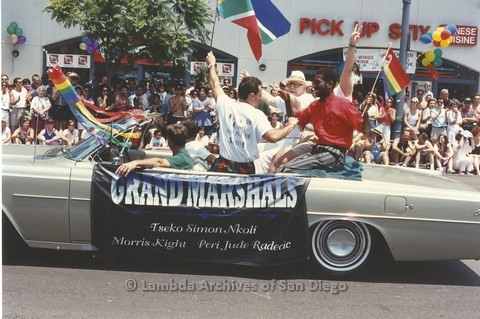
[3,174,480,319]
[2,249,480,319]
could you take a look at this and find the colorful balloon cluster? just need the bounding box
[420,24,457,48]
[79,35,100,54]
[419,24,457,81]
[6,21,27,45]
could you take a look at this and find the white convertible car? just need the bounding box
[2,136,480,274]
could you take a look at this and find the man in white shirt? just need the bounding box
[206,51,298,174]
[182,118,216,171]
[128,85,149,110]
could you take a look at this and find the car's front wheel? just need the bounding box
[311,220,372,273]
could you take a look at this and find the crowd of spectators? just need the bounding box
[349,85,480,175]
[2,68,480,175]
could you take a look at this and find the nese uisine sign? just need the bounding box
[92,164,310,265]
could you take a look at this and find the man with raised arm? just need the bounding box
[267,25,362,172]
[276,68,371,173]
[206,51,298,174]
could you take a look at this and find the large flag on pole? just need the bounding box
[252,0,291,45]
[217,0,291,61]
[381,48,411,96]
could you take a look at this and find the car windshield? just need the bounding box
[63,136,104,161]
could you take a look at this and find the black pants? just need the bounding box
[277,144,346,173]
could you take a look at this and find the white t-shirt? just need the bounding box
[186,140,213,171]
[10,88,28,109]
[333,85,352,102]
[274,92,315,139]
[31,96,52,119]
[150,136,166,147]
[186,140,212,161]
[63,128,79,145]
[216,94,272,162]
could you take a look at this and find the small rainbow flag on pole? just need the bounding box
[381,48,411,96]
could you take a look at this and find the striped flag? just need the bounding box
[217,0,291,61]
[217,0,262,61]
[382,48,411,96]
[252,0,291,45]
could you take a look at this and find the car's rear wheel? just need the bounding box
[311,220,371,273]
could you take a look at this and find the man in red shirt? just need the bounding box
[277,68,371,172]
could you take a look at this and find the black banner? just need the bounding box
[92,164,310,265]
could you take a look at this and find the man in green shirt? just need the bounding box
[115,122,194,176]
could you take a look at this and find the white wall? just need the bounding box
[1,0,81,78]
[2,0,479,87]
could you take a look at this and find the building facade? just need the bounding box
[2,0,479,98]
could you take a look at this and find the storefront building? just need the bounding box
[2,0,479,99]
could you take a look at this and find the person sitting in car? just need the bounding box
[116,122,194,176]
[182,118,217,171]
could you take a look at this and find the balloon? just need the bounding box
[421,58,430,67]
[440,28,451,40]
[9,22,18,30]
[434,48,443,58]
[420,34,432,44]
[79,42,87,50]
[433,40,441,47]
[85,38,93,46]
[17,35,26,45]
[425,50,435,62]
[440,39,449,48]
[433,58,443,68]
[10,34,18,44]
[15,27,23,36]
[7,26,15,35]
[81,35,88,42]
[432,31,442,41]
[446,24,457,35]
[427,30,434,38]
[448,37,453,44]
[430,70,440,81]
[86,47,93,54]
[426,64,435,72]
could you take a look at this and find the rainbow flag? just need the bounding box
[382,48,411,96]
[47,66,142,147]
[217,0,290,61]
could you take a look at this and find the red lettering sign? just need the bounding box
[299,18,477,47]
[451,26,477,46]
[299,18,344,36]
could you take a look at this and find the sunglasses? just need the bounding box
[287,83,303,88]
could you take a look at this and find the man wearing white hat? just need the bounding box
[261,69,315,144]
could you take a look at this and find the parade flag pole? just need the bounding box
[362,42,392,117]
[209,7,219,51]
[370,42,392,96]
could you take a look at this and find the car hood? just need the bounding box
[2,144,64,164]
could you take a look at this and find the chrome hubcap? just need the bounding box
[327,229,356,257]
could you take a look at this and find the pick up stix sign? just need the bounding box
[92,164,310,265]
